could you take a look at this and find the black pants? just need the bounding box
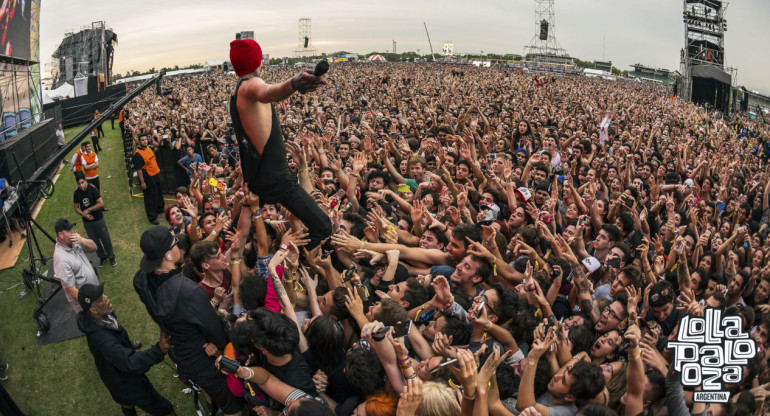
[111,117,115,129]
[0,381,25,416]
[261,182,331,250]
[97,124,105,138]
[92,136,102,152]
[142,174,164,222]
[83,217,114,261]
[181,363,243,416]
[120,386,174,416]
[87,176,100,191]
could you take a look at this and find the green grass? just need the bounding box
[0,125,195,415]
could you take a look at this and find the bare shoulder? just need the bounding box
[238,77,267,100]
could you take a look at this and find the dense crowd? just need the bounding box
[114,62,770,416]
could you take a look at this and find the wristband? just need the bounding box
[241,366,254,381]
[397,357,410,365]
[279,243,288,251]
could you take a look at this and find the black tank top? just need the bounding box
[230,78,295,198]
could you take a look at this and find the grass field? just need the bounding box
[0,125,196,415]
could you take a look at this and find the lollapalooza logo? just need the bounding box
[669,308,757,403]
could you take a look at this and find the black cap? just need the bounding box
[78,283,104,311]
[139,226,176,273]
[54,218,76,233]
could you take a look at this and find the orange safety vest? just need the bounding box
[134,147,160,176]
[72,149,83,172]
[81,152,98,179]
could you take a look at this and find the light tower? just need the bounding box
[294,18,317,59]
[523,0,571,66]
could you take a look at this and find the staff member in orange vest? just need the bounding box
[71,147,83,174]
[118,109,125,136]
[132,134,164,225]
[80,142,101,190]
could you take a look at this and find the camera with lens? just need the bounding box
[552,166,563,175]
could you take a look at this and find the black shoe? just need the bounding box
[102,208,109,212]
[99,258,108,268]
[0,363,8,381]
[110,258,117,267]
[150,219,159,225]
[131,341,142,350]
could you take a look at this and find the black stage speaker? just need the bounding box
[539,20,549,40]
[0,120,57,183]
[304,36,309,48]
[87,75,98,95]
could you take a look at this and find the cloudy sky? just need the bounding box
[39,0,770,93]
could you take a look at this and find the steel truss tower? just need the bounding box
[523,0,572,65]
[679,0,736,110]
[51,21,117,88]
[294,18,317,59]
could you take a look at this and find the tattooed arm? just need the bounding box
[267,246,292,308]
[573,266,600,324]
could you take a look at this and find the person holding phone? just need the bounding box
[228,39,331,250]
[178,146,203,179]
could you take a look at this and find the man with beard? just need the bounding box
[446,255,492,298]
[77,283,175,416]
[228,39,330,250]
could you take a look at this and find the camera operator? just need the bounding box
[228,39,330,250]
[77,283,175,416]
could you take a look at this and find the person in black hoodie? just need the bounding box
[77,283,175,416]
[133,226,244,416]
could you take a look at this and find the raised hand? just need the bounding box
[431,276,453,309]
[431,333,456,358]
[396,378,424,416]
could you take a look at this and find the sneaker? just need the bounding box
[102,207,109,212]
[0,363,8,381]
[150,219,159,225]
[99,258,108,268]
[110,258,117,267]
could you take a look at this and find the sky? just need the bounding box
[39,0,770,93]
